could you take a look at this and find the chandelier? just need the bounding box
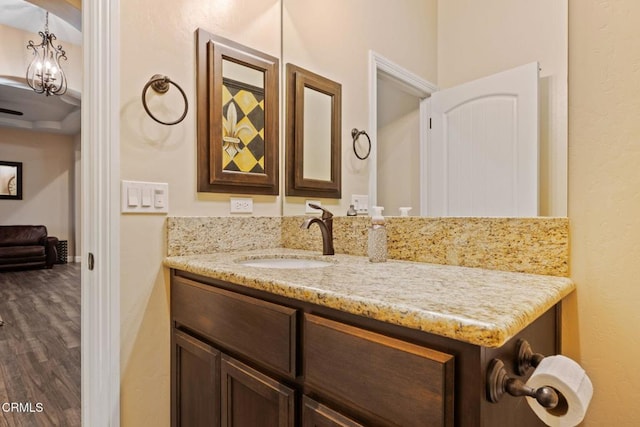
[26,11,68,96]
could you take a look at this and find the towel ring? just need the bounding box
[352,128,371,160]
[142,74,188,125]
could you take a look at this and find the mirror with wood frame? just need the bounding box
[196,29,279,195]
[286,64,342,198]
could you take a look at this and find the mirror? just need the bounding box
[282,0,567,217]
[302,87,332,181]
[196,29,279,195]
[286,64,341,198]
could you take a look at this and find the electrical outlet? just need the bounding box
[230,197,253,214]
[350,194,369,214]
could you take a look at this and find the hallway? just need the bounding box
[0,264,80,426]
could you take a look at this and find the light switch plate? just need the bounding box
[121,180,169,214]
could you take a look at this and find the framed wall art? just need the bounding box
[196,29,279,195]
[0,161,22,200]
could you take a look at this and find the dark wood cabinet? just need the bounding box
[171,269,559,426]
[302,396,364,427]
[172,275,297,377]
[172,325,295,427]
[172,329,220,427]
[221,355,295,427]
[304,314,454,427]
[171,276,297,427]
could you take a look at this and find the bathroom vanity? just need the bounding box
[165,249,574,427]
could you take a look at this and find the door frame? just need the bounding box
[82,1,121,425]
[368,51,437,214]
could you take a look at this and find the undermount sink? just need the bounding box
[236,256,333,269]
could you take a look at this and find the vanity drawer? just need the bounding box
[171,276,296,377]
[304,314,455,427]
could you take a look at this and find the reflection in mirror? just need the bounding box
[196,29,279,195]
[376,77,421,216]
[282,0,567,217]
[221,59,266,173]
[222,60,265,89]
[302,86,332,181]
[286,63,341,198]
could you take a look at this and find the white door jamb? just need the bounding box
[82,1,121,426]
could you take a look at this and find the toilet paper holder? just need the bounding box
[516,338,546,375]
[486,339,563,410]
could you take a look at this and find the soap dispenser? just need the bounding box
[368,206,387,263]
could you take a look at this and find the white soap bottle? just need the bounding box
[368,206,387,263]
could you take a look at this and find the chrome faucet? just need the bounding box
[301,203,335,255]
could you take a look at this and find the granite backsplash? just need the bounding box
[167,216,569,277]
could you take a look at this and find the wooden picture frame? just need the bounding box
[196,29,279,195]
[0,161,23,200]
[286,64,342,198]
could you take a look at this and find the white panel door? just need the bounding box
[427,62,539,217]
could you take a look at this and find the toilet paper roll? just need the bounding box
[526,355,593,427]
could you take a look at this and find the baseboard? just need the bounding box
[72,256,82,263]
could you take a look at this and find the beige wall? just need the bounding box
[565,0,640,424]
[0,127,77,258]
[120,1,435,422]
[118,0,640,425]
[282,0,438,215]
[119,0,281,425]
[437,0,568,217]
[377,100,421,215]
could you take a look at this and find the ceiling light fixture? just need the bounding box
[26,11,67,96]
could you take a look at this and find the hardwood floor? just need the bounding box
[0,264,81,427]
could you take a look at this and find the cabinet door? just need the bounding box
[302,396,364,427]
[221,354,295,427]
[172,329,220,427]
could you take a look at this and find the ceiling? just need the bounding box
[0,0,81,135]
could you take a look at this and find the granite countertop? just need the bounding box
[164,248,575,348]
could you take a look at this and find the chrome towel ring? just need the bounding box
[141,74,188,125]
[351,128,371,160]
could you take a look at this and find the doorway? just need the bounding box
[376,77,422,216]
[0,1,83,424]
[368,51,436,215]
